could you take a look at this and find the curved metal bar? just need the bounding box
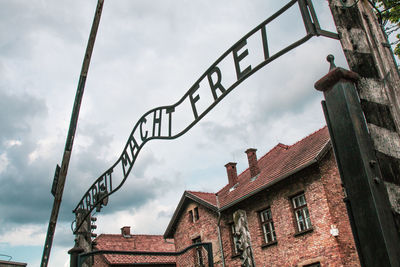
[73,0,337,234]
[0,254,12,261]
[77,242,213,267]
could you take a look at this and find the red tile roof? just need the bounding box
[164,126,330,237]
[95,234,176,265]
[187,191,218,207]
[216,126,330,209]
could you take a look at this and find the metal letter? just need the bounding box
[232,39,252,80]
[189,83,201,119]
[166,107,175,137]
[139,117,148,141]
[261,26,269,60]
[207,66,226,101]
[152,109,162,137]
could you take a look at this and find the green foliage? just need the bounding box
[375,0,400,59]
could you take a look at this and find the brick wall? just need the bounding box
[93,254,109,267]
[318,150,360,266]
[172,149,360,266]
[173,202,222,266]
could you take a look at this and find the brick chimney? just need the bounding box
[121,226,131,238]
[245,148,260,178]
[225,162,238,186]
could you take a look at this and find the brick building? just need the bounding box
[93,226,176,266]
[164,126,360,266]
[96,126,360,266]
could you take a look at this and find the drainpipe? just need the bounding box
[216,195,226,267]
[164,238,175,244]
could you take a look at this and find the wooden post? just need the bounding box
[328,0,400,236]
[40,1,104,266]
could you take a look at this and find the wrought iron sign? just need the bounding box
[73,0,338,233]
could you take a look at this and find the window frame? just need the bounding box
[188,206,200,223]
[194,206,200,221]
[188,210,194,223]
[258,207,277,247]
[192,236,204,267]
[291,192,313,235]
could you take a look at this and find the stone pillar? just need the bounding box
[74,209,93,267]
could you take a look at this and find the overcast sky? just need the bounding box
[0,0,349,266]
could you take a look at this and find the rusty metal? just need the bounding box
[316,55,400,267]
[72,0,339,235]
[41,1,105,266]
[50,164,60,196]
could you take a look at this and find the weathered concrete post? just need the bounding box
[328,0,400,237]
[71,209,93,267]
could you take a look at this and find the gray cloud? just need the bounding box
[0,89,50,224]
[0,90,47,142]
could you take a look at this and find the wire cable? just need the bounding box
[0,253,12,261]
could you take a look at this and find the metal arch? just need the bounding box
[72,0,339,234]
[77,242,214,267]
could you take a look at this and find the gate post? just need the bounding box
[68,245,84,267]
[328,0,400,240]
[315,56,400,266]
[72,209,94,267]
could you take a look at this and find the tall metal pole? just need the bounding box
[41,1,104,266]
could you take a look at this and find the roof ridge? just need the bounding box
[131,234,167,237]
[186,190,218,210]
[187,190,215,195]
[277,143,289,149]
[286,125,327,148]
[97,233,167,237]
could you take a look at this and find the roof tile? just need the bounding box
[184,127,329,210]
[95,234,176,264]
[217,126,329,209]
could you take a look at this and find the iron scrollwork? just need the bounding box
[72,0,338,233]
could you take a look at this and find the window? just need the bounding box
[304,262,321,267]
[189,207,199,223]
[194,207,199,221]
[291,193,312,232]
[259,208,277,245]
[192,237,204,266]
[229,223,240,256]
[188,210,194,222]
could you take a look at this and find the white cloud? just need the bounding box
[0,224,45,246]
[96,199,175,235]
[46,245,70,267]
[0,153,9,174]
[28,138,58,164]
[5,140,22,147]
